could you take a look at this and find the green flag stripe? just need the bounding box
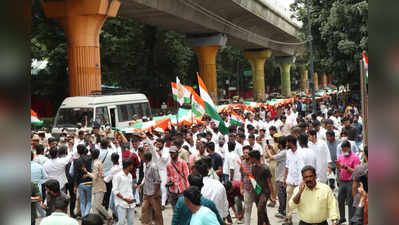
[204,102,228,135]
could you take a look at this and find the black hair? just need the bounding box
[122,159,133,169]
[224,181,233,192]
[248,150,261,160]
[143,151,152,162]
[242,145,253,151]
[48,137,56,143]
[301,165,316,176]
[194,159,209,177]
[100,139,109,149]
[206,142,215,152]
[54,194,69,211]
[77,144,87,155]
[35,144,44,155]
[280,115,286,120]
[78,130,84,136]
[278,136,287,149]
[286,135,297,146]
[49,147,58,159]
[326,130,335,137]
[111,153,119,164]
[238,133,246,139]
[188,174,204,189]
[248,134,255,139]
[364,145,368,158]
[312,120,321,128]
[183,186,202,205]
[308,129,317,137]
[44,179,60,193]
[269,126,277,132]
[341,140,351,148]
[82,214,104,225]
[91,149,100,160]
[298,134,308,147]
[58,145,68,156]
[325,119,334,125]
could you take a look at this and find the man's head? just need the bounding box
[301,165,317,189]
[122,159,133,172]
[243,145,252,160]
[325,119,334,131]
[206,142,215,154]
[54,194,69,213]
[341,140,352,157]
[206,131,212,141]
[169,146,179,160]
[218,136,225,147]
[278,136,287,150]
[269,126,277,137]
[227,141,236,152]
[143,151,152,163]
[111,153,119,165]
[353,114,359,123]
[44,179,60,197]
[132,138,140,149]
[308,129,317,143]
[312,120,321,132]
[77,144,87,156]
[248,150,261,165]
[326,130,335,143]
[82,214,104,225]
[183,186,202,210]
[188,174,204,190]
[194,159,209,177]
[248,134,255,146]
[48,137,57,148]
[286,135,297,151]
[78,130,85,140]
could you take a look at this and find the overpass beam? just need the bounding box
[243,49,272,101]
[187,34,227,104]
[42,0,120,96]
[276,56,295,97]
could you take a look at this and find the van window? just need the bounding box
[55,108,94,127]
[117,103,151,122]
[95,107,110,126]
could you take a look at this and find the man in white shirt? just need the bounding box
[105,153,122,217]
[244,134,263,155]
[195,158,229,221]
[223,133,243,158]
[155,138,170,208]
[308,130,332,184]
[113,159,136,225]
[225,141,241,181]
[298,134,317,169]
[284,135,305,225]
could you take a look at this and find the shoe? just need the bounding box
[274,212,286,219]
[338,218,347,224]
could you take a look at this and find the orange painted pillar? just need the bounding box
[42,0,120,96]
[314,72,319,90]
[328,74,333,85]
[192,46,220,103]
[322,73,328,88]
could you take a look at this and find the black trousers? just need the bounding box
[299,221,327,225]
[65,182,76,217]
[277,181,287,215]
[103,181,112,210]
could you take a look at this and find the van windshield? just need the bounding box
[117,102,152,122]
[55,108,94,127]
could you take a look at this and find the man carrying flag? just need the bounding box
[247,150,275,225]
[197,73,228,135]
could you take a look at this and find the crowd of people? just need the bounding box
[31,98,368,225]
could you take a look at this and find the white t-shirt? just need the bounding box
[226,151,241,181]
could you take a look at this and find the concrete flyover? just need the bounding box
[118,0,302,56]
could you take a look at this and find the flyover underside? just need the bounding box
[119,0,301,56]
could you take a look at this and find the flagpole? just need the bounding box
[360,58,368,146]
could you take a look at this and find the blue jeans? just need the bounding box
[117,205,135,225]
[78,183,92,217]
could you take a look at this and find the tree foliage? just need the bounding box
[291,0,368,86]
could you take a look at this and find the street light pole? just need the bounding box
[306,0,317,114]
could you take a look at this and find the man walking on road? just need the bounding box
[289,165,339,225]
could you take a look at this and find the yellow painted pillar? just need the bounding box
[192,46,220,103]
[297,64,308,93]
[42,0,120,96]
[314,72,319,90]
[243,50,272,101]
[322,73,328,88]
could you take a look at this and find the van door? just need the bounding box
[109,107,116,128]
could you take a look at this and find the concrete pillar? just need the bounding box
[42,0,120,96]
[187,34,227,104]
[322,73,328,88]
[243,49,272,101]
[314,72,319,90]
[297,64,308,93]
[276,56,295,97]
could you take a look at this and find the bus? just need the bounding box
[51,93,152,137]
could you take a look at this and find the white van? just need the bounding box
[51,93,152,136]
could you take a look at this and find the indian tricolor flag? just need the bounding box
[362,51,368,84]
[31,109,43,126]
[238,161,262,195]
[197,73,228,134]
[185,86,205,117]
[230,111,245,125]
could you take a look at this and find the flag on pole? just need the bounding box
[238,161,262,195]
[362,51,368,84]
[176,77,191,105]
[31,109,43,126]
[197,73,228,135]
[230,111,245,125]
[185,86,206,117]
